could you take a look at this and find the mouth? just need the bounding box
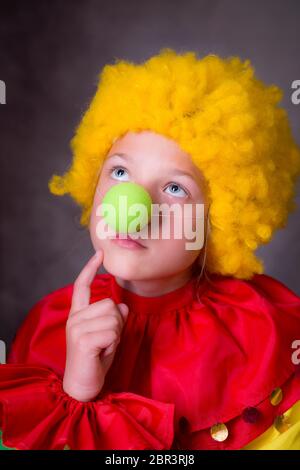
[110,233,147,249]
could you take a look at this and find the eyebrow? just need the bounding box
[106,152,133,160]
[169,169,196,179]
[106,152,196,180]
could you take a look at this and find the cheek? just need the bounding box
[162,209,203,243]
[156,236,200,265]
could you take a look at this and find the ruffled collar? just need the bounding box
[109,273,201,314]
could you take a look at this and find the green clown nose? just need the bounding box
[101,182,153,233]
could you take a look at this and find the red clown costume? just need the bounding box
[1,49,300,450]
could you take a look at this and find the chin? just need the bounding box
[105,260,175,283]
[102,257,143,281]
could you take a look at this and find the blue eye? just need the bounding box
[110,166,129,181]
[164,183,188,198]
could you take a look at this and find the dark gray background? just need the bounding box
[0,0,299,353]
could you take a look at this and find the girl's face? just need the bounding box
[89,130,208,282]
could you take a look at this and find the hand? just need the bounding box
[63,248,129,402]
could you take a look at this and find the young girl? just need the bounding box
[1,49,300,451]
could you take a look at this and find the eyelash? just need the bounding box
[164,182,190,198]
[107,165,127,178]
[107,165,190,197]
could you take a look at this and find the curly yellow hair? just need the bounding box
[49,48,300,279]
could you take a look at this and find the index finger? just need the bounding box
[70,248,104,315]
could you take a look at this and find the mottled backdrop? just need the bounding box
[0,0,299,352]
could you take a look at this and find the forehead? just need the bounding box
[106,130,203,178]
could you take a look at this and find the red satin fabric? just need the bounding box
[0,272,300,450]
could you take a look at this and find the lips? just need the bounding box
[113,233,146,248]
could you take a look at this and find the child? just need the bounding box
[1,49,300,450]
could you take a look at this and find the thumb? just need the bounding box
[118,303,129,321]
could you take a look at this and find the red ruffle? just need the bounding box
[0,364,175,450]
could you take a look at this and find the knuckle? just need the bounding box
[100,298,115,309]
[110,316,120,329]
[66,316,74,331]
[68,322,81,341]
[109,329,119,342]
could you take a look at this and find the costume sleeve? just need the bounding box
[0,286,175,450]
[242,399,300,450]
[0,364,175,450]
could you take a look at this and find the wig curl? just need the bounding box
[49,48,300,279]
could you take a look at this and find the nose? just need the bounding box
[101,181,153,233]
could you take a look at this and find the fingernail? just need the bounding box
[120,303,129,316]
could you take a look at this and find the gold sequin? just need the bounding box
[210,423,229,442]
[274,414,291,433]
[270,387,283,406]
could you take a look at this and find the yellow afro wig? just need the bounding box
[49,48,300,279]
